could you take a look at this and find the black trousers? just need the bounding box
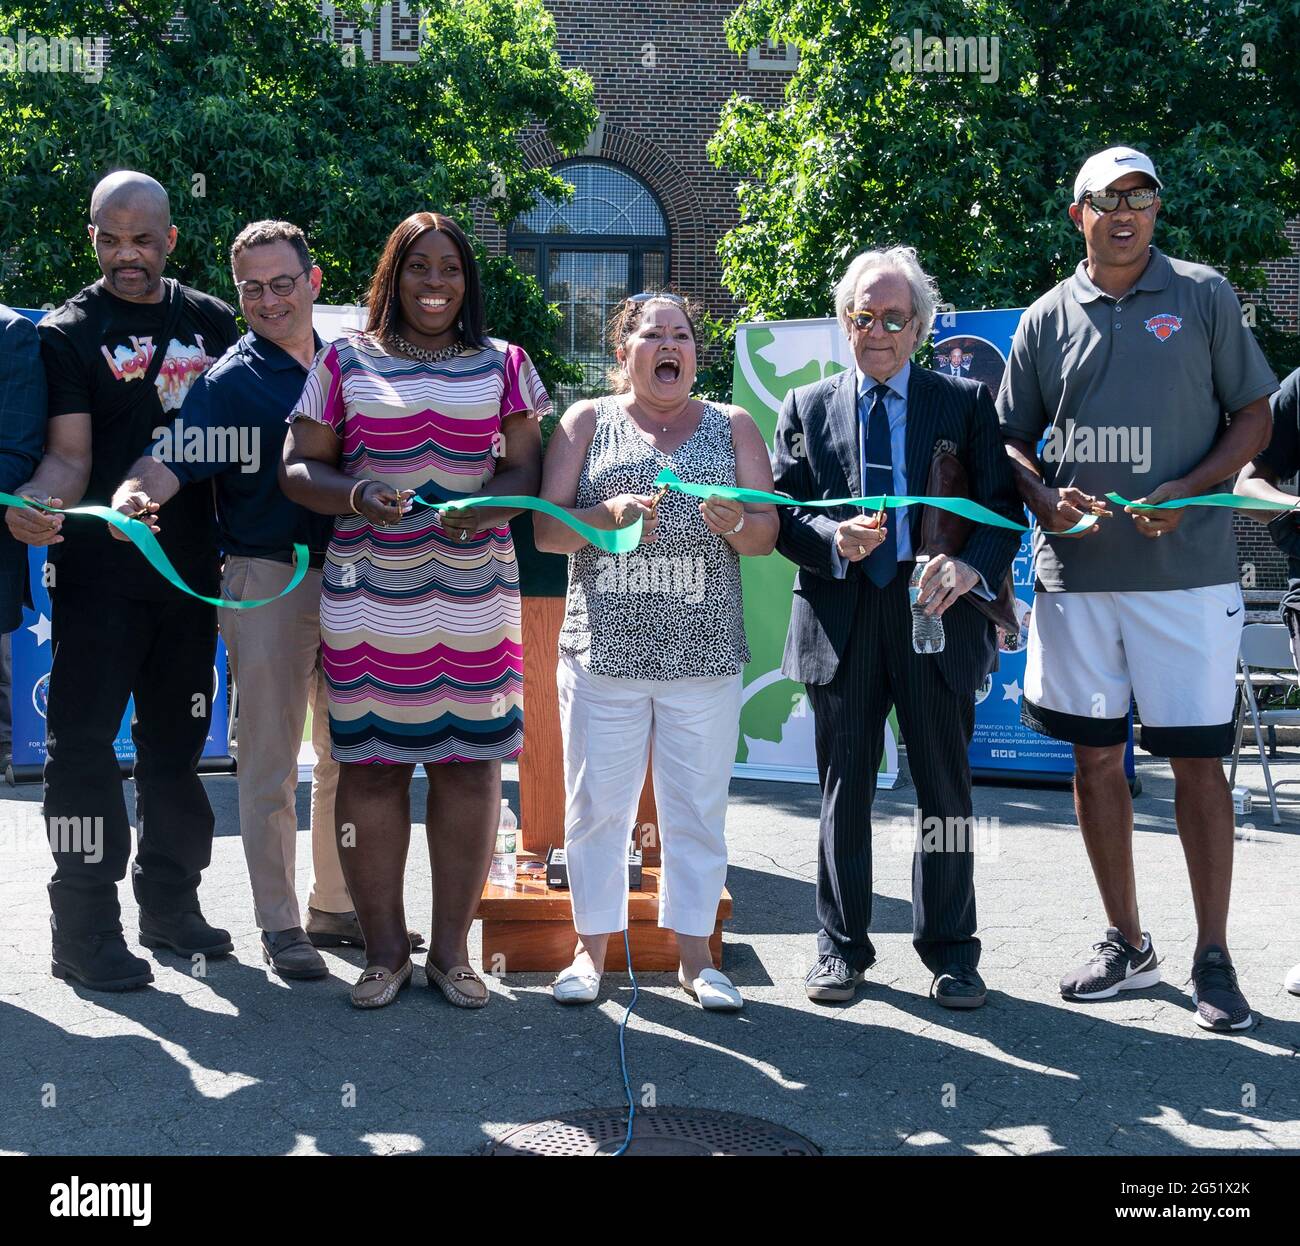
[806,571,980,974]
[44,585,217,937]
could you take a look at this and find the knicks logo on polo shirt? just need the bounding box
[1144,314,1183,341]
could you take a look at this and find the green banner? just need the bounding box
[729,319,901,785]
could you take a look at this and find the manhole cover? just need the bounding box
[488,1108,820,1156]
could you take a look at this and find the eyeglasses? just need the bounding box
[1083,188,1158,213]
[235,270,310,301]
[628,291,685,306]
[847,310,913,334]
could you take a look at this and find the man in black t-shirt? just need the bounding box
[1236,364,1300,1002]
[4,171,238,990]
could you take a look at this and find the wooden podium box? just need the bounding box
[476,592,731,972]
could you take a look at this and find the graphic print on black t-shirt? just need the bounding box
[38,278,239,600]
[98,331,222,413]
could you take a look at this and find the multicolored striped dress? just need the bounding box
[290,331,551,765]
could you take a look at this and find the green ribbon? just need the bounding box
[1107,491,1297,514]
[652,467,1096,535]
[411,491,644,554]
[0,491,309,609]
[28,479,1274,604]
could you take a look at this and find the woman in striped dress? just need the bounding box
[281,213,548,1009]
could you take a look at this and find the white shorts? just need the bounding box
[1022,583,1243,757]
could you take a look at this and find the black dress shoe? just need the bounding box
[139,910,233,958]
[805,954,865,1003]
[930,965,987,1009]
[52,931,154,991]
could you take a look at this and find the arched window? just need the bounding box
[510,161,669,404]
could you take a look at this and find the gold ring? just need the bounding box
[857,545,866,556]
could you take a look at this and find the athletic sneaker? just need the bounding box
[1190,946,1254,1032]
[1060,927,1160,1000]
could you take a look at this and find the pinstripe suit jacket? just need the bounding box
[0,305,46,634]
[773,364,1022,695]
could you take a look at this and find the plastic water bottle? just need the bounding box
[488,800,518,888]
[909,557,946,654]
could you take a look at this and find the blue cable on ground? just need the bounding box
[610,927,638,1156]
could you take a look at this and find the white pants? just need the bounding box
[557,655,742,937]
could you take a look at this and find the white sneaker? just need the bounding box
[1285,961,1300,996]
[552,964,601,1004]
[679,966,743,1011]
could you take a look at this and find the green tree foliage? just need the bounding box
[710,0,1300,377]
[0,0,597,395]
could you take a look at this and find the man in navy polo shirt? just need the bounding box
[111,220,421,979]
[999,147,1277,1032]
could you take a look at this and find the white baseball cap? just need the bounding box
[1073,147,1162,202]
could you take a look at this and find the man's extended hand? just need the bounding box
[835,513,887,561]
[916,555,980,618]
[1031,483,1110,537]
[5,488,64,547]
[108,487,161,540]
[1125,478,1190,539]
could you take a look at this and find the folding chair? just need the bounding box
[1229,622,1300,824]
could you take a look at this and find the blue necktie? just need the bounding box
[860,383,897,587]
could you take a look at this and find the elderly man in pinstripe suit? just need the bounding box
[772,247,1022,1008]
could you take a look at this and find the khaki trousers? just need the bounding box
[221,556,349,931]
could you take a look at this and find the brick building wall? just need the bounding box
[471,2,792,325]
[1236,216,1299,593]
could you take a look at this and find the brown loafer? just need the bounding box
[262,928,328,980]
[350,960,412,1009]
[426,962,489,1009]
[306,908,425,951]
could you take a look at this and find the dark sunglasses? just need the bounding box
[1083,188,1158,213]
[847,310,913,334]
[235,269,310,301]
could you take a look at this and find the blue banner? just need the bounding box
[10,547,230,771]
[932,309,1135,782]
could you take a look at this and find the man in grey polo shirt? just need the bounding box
[998,146,1277,1032]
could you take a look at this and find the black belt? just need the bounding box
[253,549,328,571]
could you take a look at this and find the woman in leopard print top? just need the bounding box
[535,292,778,1011]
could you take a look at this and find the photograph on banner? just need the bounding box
[731,320,900,787]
